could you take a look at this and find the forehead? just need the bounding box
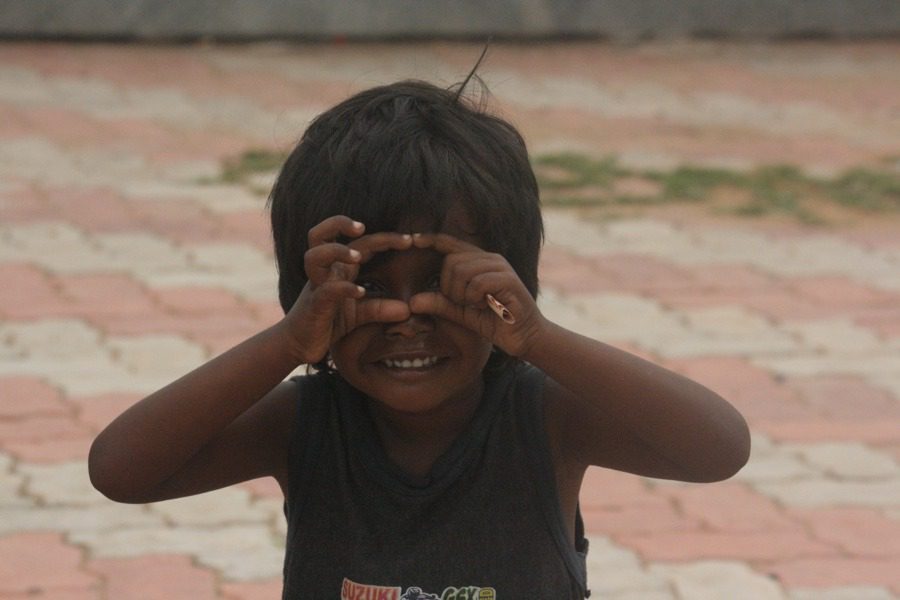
[407,202,480,245]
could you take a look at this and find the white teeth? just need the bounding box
[382,356,439,369]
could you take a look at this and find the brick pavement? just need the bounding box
[1,41,898,599]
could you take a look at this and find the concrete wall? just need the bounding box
[2,0,898,40]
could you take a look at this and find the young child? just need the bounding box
[89,75,750,599]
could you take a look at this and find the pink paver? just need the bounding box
[220,579,284,600]
[0,533,98,595]
[619,530,837,562]
[790,275,899,311]
[766,557,900,593]
[89,555,217,600]
[787,507,900,557]
[58,273,157,316]
[659,482,803,534]
[787,375,900,420]
[0,377,69,418]
[69,392,142,433]
[153,286,246,314]
[663,356,813,423]
[539,246,619,294]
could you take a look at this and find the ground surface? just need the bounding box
[1,41,899,599]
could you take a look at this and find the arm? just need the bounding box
[89,218,413,503]
[409,233,750,483]
[522,322,750,482]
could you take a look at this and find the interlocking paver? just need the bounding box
[0,532,98,595]
[89,555,218,600]
[2,40,898,598]
[649,560,786,600]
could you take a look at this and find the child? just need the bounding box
[89,74,750,599]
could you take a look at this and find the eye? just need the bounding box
[357,279,386,297]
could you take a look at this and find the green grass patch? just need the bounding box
[220,149,288,184]
[534,151,900,224]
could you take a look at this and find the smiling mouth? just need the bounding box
[380,356,441,369]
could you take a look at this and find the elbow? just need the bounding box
[88,437,145,504]
[693,416,752,483]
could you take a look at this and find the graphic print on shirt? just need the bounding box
[341,577,497,600]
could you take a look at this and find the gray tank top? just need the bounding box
[282,363,589,599]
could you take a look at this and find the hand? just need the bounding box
[281,216,413,364]
[408,233,546,357]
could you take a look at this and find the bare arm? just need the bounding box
[409,233,750,483]
[523,322,750,482]
[88,324,301,503]
[89,218,413,504]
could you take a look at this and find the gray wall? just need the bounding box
[2,1,899,40]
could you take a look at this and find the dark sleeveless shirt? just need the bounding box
[282,363,589,599]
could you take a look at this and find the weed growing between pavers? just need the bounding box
[533,152,900,224]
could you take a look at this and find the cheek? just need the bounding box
[328,329,368,372]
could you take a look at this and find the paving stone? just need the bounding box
[219,579,285,600]
[755,479,900,508]
[70,524,284,580]
[649,560,786,600]
[0,377,68,418]
[752,353,900,379]
[787,375,900,420]
[620,530,836,562]
[19,460,108,506]
[584,535,671,596]
[187,242,272,272]
[782,318,885,355]
[148,487,270,527]
[4,40,900,599]
[106,333,207,377]
[788,507,900,558]
[93,231,190,273]
[0,451,31,508]
[0,503,161,535]
[785,442,900,479]
[659,482,801,533]
[0,318,102,359]
[768,557,900,591]
[788,587,897,600]
[0,532,98,595]
[89,554,218,600]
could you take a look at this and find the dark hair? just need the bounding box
[268,78,543,370]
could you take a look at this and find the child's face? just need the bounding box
[330,207,493,415]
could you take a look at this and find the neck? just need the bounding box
[366,378,484,476]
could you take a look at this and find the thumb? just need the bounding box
[409,292,474,328]
[355,298,411,326]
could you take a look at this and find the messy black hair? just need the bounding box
[268,66,543,371]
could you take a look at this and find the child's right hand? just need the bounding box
[280,216,413,364]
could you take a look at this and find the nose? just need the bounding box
[384,312,434,339]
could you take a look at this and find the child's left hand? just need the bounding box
[408,233,545,358]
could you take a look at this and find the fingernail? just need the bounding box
[353,221,364,230]
[349,249,361,260]
[356,285,365,295]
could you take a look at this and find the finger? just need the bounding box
[348,232,413,262]
[408,291,469,325]
[305,280,365,319]
[411,232,481,255]
[354,298,411,326]
[308,216,365,247]
[462,271,510,307]
[304,243,362,285]
[441,253,503,302]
